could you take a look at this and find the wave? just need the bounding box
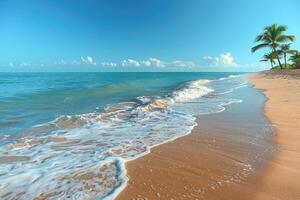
[0,78,245,200]
[219,74,243,80]
[171,80,213,102]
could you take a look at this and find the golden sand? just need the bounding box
[250,71,300,200]
[116,114,268,200]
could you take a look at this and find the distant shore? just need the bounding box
[116,75,276,200]
[250,70,300,200]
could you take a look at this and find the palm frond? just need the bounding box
[286,35,295,41]
[275,25,287,34]
[288,50,299,55]
[251,43,269,53]
[277,35,295,43]
[255,34,265,42]
[280,43,290,51]
[260,58,268,62]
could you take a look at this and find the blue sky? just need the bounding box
[0,0,299,72]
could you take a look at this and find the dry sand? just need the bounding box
[250,70,300,200]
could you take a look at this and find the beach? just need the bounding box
[1,72,299,199]
[1,1,299,199]
[250,70,300,200]
[1,73,257,199]
[116,70,300,200]
[116,75,275,200]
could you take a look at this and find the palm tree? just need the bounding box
[260,52,276,69]
[251,24,295,69]
[280,43,295,67]
[289,51,300,67]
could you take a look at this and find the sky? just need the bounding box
[0,0,299,72]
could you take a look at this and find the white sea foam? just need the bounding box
[0,77,245,200]
[171,80,213,102]
[219,74,243,80]
[220,83,248,95]
[228,74,242,78]
[137,79,213,107]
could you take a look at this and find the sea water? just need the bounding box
[0,72,260,199]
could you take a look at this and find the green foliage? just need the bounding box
[251,24,296,69]
[279,43,293,67]
[272,63,295,70]
[260,52,277,68]
[289,51,300,67]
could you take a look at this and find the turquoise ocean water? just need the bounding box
[0,72,270,199]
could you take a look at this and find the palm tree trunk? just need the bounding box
[284,53,287,67]
[273,48,283,69]
[270,60,273,69]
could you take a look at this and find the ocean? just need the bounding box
[0,72,270,199]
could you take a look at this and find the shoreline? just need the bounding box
[115,77,274,200]
[1,73,253,200]
[250,70,300,200]
[104,121,198,200]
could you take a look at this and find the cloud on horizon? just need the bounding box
[100,62,117,67]
[203,52,237,67]
[121,58,166,68]
[1,53,269,72]
[81,56,96,65]
[121,59,141,67]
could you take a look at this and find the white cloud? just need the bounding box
[203,56,219,66]
[203,56,213,60]
[220,52,237,66]
[21,62,30,67]
[140,60,151,66]
[203,52,237,67]
[38,57,195,69]
[121,58,165,68]
[214,57,220,66]
[148,57,165,68]
[171,60,196,68]
[8,56,200,70]
[101,62,117,67]
[87,56,94,64]
[80,57,86,63]
[81,56,96,65]
[55,60,67,65]
[121,59,141,67]
[71,60,81,65]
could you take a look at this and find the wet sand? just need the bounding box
[0,156,29,163]
[250,70,300,200]
[116,82,274,200]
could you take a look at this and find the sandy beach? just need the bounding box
[116,119,263,200]
[116,77,274,200]
[116,70,300,200]
[250,70,300,200]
